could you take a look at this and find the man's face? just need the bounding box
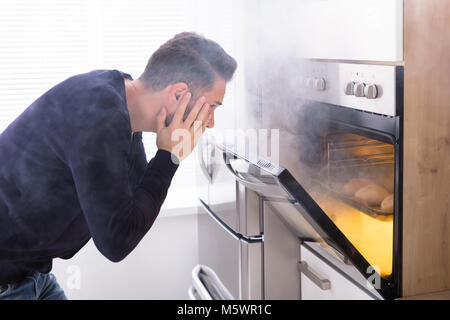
[165,78,226,128]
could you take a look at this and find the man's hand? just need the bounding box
[156,92,211,163]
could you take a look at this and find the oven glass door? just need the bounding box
[218,141,396,299]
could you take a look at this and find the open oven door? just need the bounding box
[218,143,397,299]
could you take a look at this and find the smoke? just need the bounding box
[232,0,323,183]
[234,0,395,207]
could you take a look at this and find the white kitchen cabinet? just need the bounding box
[300,242,381,300]
[292,0,403,61]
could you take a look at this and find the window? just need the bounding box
[0,0,239,210]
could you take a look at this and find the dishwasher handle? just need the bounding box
[199,198,263,244]
[298,261,331,291]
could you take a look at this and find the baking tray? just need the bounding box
[311,179,393,217]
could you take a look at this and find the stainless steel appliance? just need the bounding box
[193,0,404,300]
[196,134,264,300]
[248,60,403,299]
[194,59,403,300]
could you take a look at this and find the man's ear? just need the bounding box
[169,82,189,102]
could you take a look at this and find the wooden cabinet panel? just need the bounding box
[403,0,450,297]
[399,290,450,300]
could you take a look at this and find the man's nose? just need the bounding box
[206,111,215,129]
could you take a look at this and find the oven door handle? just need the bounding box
[221,150,276,191]
[223,156,261,189]
[199,198,263,244]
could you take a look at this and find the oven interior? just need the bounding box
[305,127,396,279]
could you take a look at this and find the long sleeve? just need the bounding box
[0,69,177,284]
[129,132,149,187]
[66,93,178,262]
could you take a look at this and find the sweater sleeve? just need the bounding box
[66,95,178,262]
[129,133,149,186]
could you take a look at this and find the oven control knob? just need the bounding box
[314,78,326,91]
[344,81,355,95]
[353,82,366,97]
[364,83,379,99]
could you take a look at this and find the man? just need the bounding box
[0,32,237,300]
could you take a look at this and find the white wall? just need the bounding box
[52,212,198,300]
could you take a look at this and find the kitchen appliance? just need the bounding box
[194,59,403,300]
[193,0,404,300]
[195,134,265,300]
[231,60,403,299]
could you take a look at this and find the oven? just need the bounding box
[219,60,403,299]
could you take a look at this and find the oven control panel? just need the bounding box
[297,61,401,117]
[345,82,380,99]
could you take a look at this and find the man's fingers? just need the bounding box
[156,107,167,133]
[171,92,191,126]
[199,103,211,122]
[184,96,206,128]
[189,102,210,129]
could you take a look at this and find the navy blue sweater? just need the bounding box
[0,70,178,285]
